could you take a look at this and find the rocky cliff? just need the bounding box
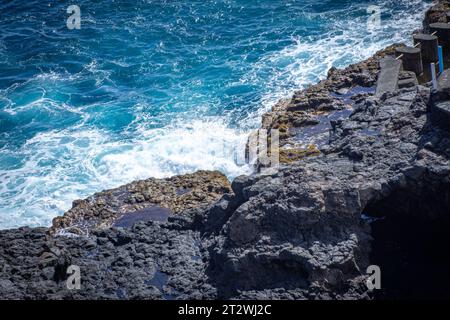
[0,1,449,300]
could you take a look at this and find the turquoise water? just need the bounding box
[0,0,430,228]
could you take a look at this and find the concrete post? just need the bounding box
[413,33,439,63]
[395,46,423,75]
[429,23,450,49]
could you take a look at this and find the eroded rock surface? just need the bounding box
[253,46,399,168]
[1,2,450,299]
[1,63,449,299]
[51,170,231,236]
[201,74,450,298]
[423,0,450,31]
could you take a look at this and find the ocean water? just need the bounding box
[0,0,431,229]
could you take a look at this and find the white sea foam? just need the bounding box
[0,118,251,228]
[0,0,432,229]
[241,0,431,126]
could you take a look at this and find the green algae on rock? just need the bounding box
[279,145,321,164]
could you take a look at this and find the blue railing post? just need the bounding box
[438,45,444,74]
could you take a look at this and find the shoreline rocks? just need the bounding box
[249,45,400,170]
[51,170,231,236]
[423,0,450,32]
[1,1,450,300]
[2,76,448,299]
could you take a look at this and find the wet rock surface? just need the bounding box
[0,222,212,299]
[1,61,449,299]
[1,3,450,299]
[423,0,450,31]
[253,45,399,168]
[50,170,231,236]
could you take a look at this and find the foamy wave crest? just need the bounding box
[240,0,431,126]
[0,0,432,229]
[0,118,251,229]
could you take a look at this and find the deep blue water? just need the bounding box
[0,0,430,228]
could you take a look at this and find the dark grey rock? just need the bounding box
[1,30,450,300]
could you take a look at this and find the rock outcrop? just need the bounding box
[1,55,449,299]
[423,0,450,31]
[51,170,231,236]
[1,1,450,300]
[254,46,399,168]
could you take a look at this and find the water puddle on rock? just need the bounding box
[113,206,171,228]
[288,86,376,148]
[116,287,127,299]
[359,128,380,137]
[289,108,353,148]
[332,85,376,104]
[191,239,202,262]
[146,270,168,290]
[361,213,385,224]
[145,269,178,300]
[176,188,192,196]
